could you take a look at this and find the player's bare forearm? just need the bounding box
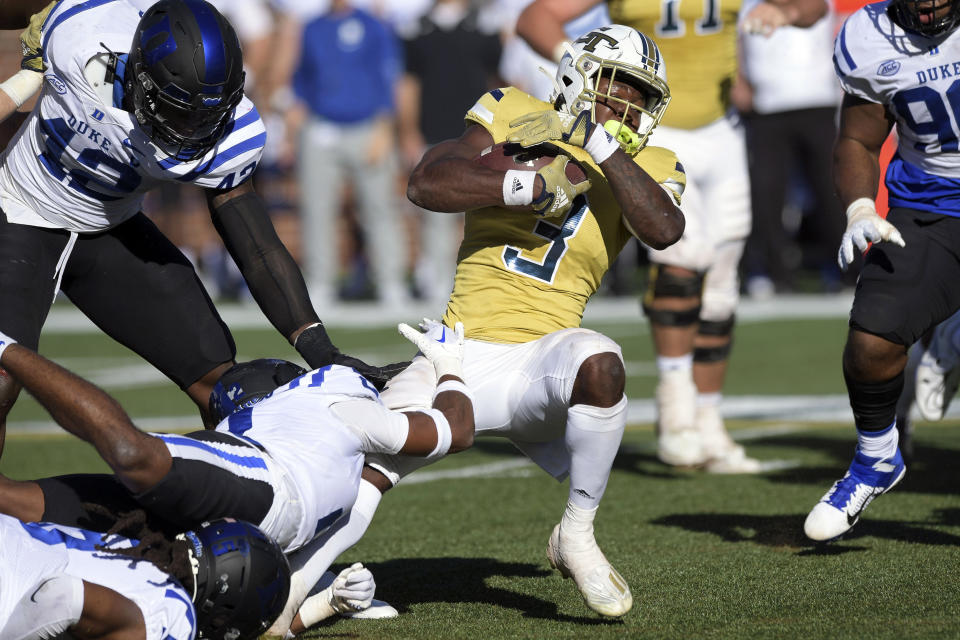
[516,0,601,58]
[833,136,882,208]
[833,94,893,207]
[602,152,684,249]
[399,375,475,455]
[408,150,511,213]
[768,0,827,26]
[71,582,145,640]
[433,374,475,453]
[0,344,168,491]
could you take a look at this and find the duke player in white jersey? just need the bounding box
[0,318,471,631]
[0,515,290,640]
[0,0,405,454]
[803,0,960,542]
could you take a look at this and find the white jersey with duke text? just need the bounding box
[213,364,408,550]
[0,0,266,232]
[835,1,960,213]
[0,514,196,640]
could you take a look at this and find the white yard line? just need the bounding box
[42,293,855,333]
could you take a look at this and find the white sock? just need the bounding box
[696,392,722,408]
[288,480,382,597]
[656,354,693,373]
[857,421,899,460]
[564,396,627,510]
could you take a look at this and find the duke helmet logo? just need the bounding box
[45,74,67,94]
[877,60,901,76]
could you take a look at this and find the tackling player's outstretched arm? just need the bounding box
[398,321,475,455]
[206,182,407,387]
[0,333,171,495]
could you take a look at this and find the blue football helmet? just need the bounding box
[209,359,308,423]
[126,0,245,161]
[891,0,960,35]
[183,518,290,640]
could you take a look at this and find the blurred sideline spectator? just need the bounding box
[396,0,502,306]
[735,0,845,297]
[285,0,410,308]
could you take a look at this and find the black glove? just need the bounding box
[294,323,409,390]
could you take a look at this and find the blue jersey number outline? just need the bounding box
[501,196,589,285]
[38,117,142,201]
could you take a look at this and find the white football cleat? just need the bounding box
[804,448,906,542]
[655,369,704,467]
[915,321,960,421]
[340,598,399,619]
[546,523,632,617]
[696,405,763,474]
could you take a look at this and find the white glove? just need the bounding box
[398,319,465,380]
[330,563,375,613]
[295,563,376,629]
[838,198,905,271]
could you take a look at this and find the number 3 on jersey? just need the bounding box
[501,196,589,285]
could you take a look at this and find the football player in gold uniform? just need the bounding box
[268,26,684,623]
[517,0,826,473]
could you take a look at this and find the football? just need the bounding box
[475,142,589,186]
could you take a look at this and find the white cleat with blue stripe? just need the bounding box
[804,448,906,542]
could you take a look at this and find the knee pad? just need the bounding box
[694,317,735,363]
[700,240,744,321]
[646,264,705,299]
[642,265,704,327]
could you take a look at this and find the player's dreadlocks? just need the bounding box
[83,502,196,595]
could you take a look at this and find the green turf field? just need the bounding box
[3,311,958,639]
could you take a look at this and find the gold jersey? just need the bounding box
[442,87,685,344]
[606,0,742,129]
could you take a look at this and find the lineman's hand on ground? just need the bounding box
[330,563,375,613]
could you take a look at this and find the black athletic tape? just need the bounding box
[642,304,702,327]
[693,342,733,363]
[844,369,904,431]
[699,316,735,337]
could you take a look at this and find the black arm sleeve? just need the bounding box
[210,191,319,340]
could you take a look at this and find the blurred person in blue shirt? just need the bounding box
[288,0,411,308]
